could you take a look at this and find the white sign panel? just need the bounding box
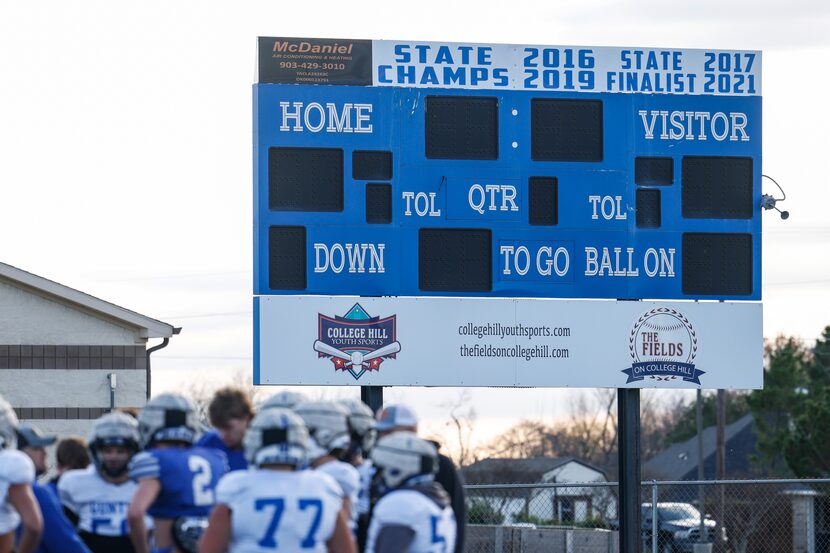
[254,297,762,389]
[372,41,761,95]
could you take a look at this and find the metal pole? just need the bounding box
[652,481,658,553]
[617,388,641,553]
[716,389,726,552]
[361,386,383,414]
[696,389,705,543]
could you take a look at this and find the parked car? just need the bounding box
[610,502,726,553]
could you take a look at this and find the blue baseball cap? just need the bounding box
[17,424,56,449]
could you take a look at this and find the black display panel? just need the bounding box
[529,177,558,226]
[531,99,603,162]
[425,96,498,160]
[636,189,661,228]
[269,147,343,212]
[419,229,492,291]
[682,156,753,219]
[365,183,392,224]
[635,157,673,186]
[353,150,393,180]
[682,233,752,295]
[269,226,307,290]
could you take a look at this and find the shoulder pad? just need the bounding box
[0,450,35,485]
[215,471,246,505]
[128,450,161,481]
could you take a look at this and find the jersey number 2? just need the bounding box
[255,498,323,549]
[188,455,214,506]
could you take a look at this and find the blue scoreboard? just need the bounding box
[254,38,762,300]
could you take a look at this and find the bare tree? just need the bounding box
[480,390,693,477]
[440,389,478,467]
[480,419,557,459]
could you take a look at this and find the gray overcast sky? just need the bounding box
[1,0,828,448]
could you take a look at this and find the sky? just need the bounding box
[1,0,829,453]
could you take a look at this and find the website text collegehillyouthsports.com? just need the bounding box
[457,322,571,361]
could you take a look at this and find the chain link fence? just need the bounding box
[463,479,830,553]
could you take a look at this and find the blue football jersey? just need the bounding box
[129,446,228,519]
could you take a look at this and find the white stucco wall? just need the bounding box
[0,280,142,345]
[0,369,145,408]
[0,278,150,442]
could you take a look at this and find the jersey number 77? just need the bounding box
[255,497,324,549]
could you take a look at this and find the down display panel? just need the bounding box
[254,39,762,300]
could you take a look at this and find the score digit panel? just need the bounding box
[254,38,762,300]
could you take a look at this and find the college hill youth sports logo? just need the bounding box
[622,307,705,385]
[313,303,400,380]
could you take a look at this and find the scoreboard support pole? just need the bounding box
[361,385,384,414]
[617,388,642,553]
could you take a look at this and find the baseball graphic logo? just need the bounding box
[315,303,400,381]
[623,308,704,385]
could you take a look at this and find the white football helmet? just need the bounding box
[137,393,199,448]
[370,431,438,490]
[244,408,309,468]
[259,390,307,412]
[88,412,141,476]
[0,394,19,450]
[340,399,377,454]
[293,401,350,460]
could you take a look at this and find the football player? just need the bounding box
[59,412,149,552]
[375,404,466,553]
[127,394,227,553]
[294,401,360,532]
[198,408,356,553]
[366,432,456,553]
[0,395,42,553]
[339,399,377,551]
[195,387,253,472]
[16,425,90,553]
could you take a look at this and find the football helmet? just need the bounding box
[370,431,438,490]
[0,394,19,450]
[293,401,350,460]
[88,412,141,477]
[259,390,307,412]
[340,398,377,454]
[243,408,309,468]
[137,393,199,448]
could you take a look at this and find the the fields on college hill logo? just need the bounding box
[622,307,704,385]
[313,303,400,380]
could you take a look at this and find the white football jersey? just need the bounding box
[316,459,360,528]
[355,459,374,515]
[217,468,344,553]
[0,449,35,534]
[367,489,457,553]
[59,465,151,536]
